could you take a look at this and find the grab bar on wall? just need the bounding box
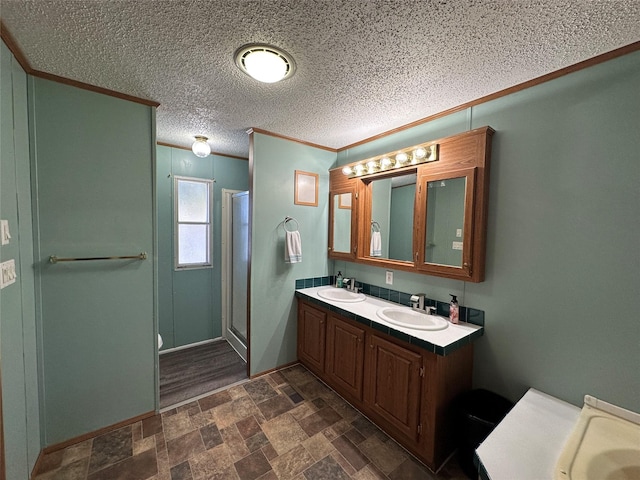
[49,252,147,264]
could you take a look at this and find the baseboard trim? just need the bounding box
[40,410,156,456]
[159,337,221,355]
[30,450,45,480]
[250,360,299,379]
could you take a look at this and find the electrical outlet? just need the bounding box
[456,228,462,238]
[0,259,17,289]
[385,270,393,285]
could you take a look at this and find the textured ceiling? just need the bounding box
[1,1,639,158]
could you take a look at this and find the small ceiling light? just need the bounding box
[342,166,353,175]
[235,44,295,83]
[192,136,211,158]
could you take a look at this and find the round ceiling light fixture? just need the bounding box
[192,136,211,158]
[234,44,295,83]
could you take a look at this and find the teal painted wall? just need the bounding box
[250,133,336,375]
[335,51,640,411]
[29,77,156,445]
[156,145,248,349]
[0,41,41,480]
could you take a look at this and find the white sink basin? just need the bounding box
[555,395,640,480]
[317,287,366,303]
[376,307,449,331]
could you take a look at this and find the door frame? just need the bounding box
[221,189,248,362]
[0,363,5,480]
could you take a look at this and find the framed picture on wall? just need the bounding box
[294,170,318,207]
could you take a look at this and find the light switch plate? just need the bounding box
[0,259,17,289]
[1,220,10,245]
[456,228,462,238]
[452,241,463,250]
[385,270,393,285]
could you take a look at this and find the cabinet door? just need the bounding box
[297,302,326,374]
[365,334,422,442]
[325,314,365,401]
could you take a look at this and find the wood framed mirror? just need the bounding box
[329,126,494,282]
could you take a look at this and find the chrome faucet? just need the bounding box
[344,278,359,292]
[410,293,426,311]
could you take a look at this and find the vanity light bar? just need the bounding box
[342,143,439,177]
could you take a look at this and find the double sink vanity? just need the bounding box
[294,125,640,477]
[295,285,483,471]
[294,127,495,471]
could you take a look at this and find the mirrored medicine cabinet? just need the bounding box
[328,126,494,282]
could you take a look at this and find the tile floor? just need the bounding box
[33,364,468,480]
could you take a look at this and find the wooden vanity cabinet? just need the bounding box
[297,301,326,376]
[325,314,365,403]
[296,298,474,471]
[365,333,423,444]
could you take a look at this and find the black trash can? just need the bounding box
[453,389,514,479]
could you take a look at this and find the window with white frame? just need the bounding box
[174,176,213,269]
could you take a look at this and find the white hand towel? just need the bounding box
[285,230,302,263]
[370,231,382,257]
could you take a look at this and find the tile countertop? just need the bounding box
[295,286,483,356]
[476,388,581,480]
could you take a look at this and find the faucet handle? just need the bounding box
[426,306,437,315]
[409,293,426,310]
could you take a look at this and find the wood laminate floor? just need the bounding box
[160,340,248,408]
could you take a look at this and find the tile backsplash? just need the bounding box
[295,275,484,327]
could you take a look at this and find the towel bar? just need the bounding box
[49,252,147,264]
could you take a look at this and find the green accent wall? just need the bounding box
[29,77,156,445]
[335,51,640,411]
[250,134,336,375]
[1,41,41,480]
[156,145,248,349]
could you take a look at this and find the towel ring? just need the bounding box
[284,216,299,232]
[371,221,381,232]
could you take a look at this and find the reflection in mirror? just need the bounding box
[370,173,415,262]
[425,177,466,267]
[332,193,352,253]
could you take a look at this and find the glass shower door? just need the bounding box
[229,191,248,359]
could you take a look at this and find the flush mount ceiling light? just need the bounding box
[234,44,295,83]
[192,136,211,158]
